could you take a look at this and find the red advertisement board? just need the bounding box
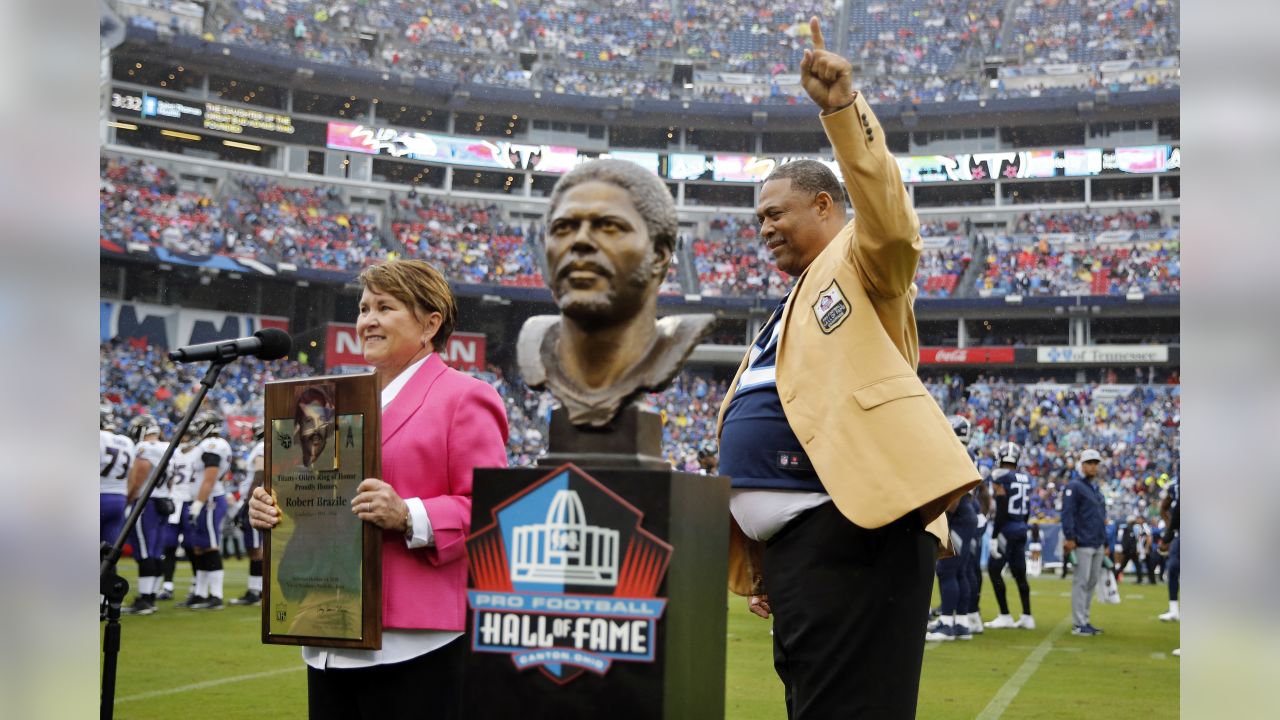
[918,347,1015,365]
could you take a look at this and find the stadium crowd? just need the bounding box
[393,197,545,287]
[973,239,1180,296]
[119,0,1179,106]
[1008,0,1180,66]
[927,373,1179,526]
[100,157,394,272]
[101,336,1176,531]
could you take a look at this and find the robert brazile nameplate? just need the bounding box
[262,373,382,649]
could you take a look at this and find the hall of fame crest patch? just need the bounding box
[812,280,850,334]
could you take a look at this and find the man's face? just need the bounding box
[756,178,834,276]
[546,181,668,328]
[1082,460,1100,477]
[298,401,332,466]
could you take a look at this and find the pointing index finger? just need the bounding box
[810,17,825,51]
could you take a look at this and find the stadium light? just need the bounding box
[223,140,262,151]
[160,129,201,141]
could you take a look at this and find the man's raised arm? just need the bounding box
[801,17,921,298]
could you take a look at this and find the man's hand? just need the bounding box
[799,17,856,114]
[1063,539,1077,554]
[748,594,772,619]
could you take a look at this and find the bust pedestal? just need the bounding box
[461,408,730,719]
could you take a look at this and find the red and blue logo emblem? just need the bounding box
[467,463,672,684]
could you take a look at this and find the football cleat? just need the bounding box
[1172,648,1180,657]
[1015,615,1036,630]
[121,598,155,616]
[985,614,1017,629]
[189,596,224,610]
[967,612,984,633]
[1158,609,1179,622]
[952,621,972,641]
[229,591,262,607]
[156,589,174,601]
[925,622,955,642]
[175,594,206,608]
[1071,625,1098,636]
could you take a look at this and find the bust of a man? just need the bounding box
[518,159,714,428]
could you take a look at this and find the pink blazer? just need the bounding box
[379,353,508,630]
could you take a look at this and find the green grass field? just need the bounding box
[103,560,1178,718]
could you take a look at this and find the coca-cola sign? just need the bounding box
[918,347,1015,365]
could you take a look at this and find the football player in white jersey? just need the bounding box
[100,405,135,548]
[184,410,233,610]
[121,415,170,616]
[163,437,199,603]
[230,419,266,606]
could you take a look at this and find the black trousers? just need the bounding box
[306,636,464,720]
[764,502,937,720]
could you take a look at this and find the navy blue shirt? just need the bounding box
[1061,474,1107,548]
[949,492,979,529]
[720,298,825,493]
[991,468,1033,538]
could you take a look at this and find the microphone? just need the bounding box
[169,328,293,363]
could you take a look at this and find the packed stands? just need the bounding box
[974,238,1179,297]
[691,216,791,298]
[1008,0,1180,66]
[99,336,1179,528]
[102,157,550,285]
[119,0,1178,107]
[926,373,1180,524]
[393,198,545,287]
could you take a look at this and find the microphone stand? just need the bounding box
[100,359,229,720]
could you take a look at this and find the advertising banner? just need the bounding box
[1037,345,1170,364]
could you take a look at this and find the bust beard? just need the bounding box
[555,263,655,330]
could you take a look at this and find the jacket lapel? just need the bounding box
[381,354,448,446]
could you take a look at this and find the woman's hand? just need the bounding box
[351,478,410,533]
[248,486,280,530]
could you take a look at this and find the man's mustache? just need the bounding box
[555,259,614,283]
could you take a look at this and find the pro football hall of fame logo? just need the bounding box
[466,463,673,685]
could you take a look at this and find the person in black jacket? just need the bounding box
[1062,449,1108,636]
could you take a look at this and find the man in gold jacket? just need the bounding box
[716,18,979,719]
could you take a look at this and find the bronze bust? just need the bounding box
[518,159,714,428]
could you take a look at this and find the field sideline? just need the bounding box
[102,561,1178,718]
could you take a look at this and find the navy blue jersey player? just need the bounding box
[926,416,980,641]
[985,442,1035,629]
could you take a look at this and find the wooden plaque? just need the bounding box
[262,373,382,649]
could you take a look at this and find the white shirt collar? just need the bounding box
[379,354,432,409]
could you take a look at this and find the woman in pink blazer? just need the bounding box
[250,259,508,719]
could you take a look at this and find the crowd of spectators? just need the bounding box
[690,216,792,298]
[1012,208,1169,236]
[101,336,1179,530]
[927,373,1179,525]
[98,339,728,473]
[916,243,972,298]
[393,197,544,287]
[1008,0,1180,66]
[974,238,1180,296]
[100,157,394,272]
[118,0,1178,107]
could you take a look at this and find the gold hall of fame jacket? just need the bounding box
[716,94,980,597]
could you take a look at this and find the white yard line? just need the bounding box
[116,665,304,703]
[974,616,1073,720]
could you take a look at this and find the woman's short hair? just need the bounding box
[358,259,456,352]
